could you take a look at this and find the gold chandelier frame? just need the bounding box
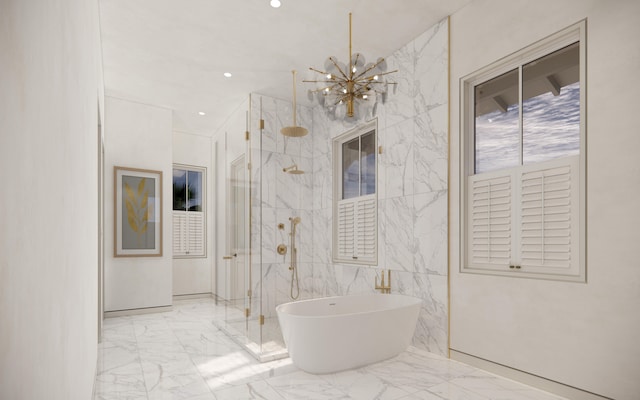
[304,13,397,119]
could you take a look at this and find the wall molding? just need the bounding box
[450,350,612,400]
[104,305,172,318]
[172,293,213,301]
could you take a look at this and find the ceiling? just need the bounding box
[98,0,473,136]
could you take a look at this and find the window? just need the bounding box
[173,165,206,257]
[333,120,377,265]
[461,22,585,281]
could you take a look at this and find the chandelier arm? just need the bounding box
[331,94,349,107]
[328,57,349,81]
[308,67,331,76]
[311,86,342,93]
[375,69,399,77]
[352,56,387,80]
[353,69,399,85]
[302,80,339,84]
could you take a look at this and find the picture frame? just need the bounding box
[114,166,163,257]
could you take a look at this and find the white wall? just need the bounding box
[172,131,213,295]
[449,1,640,399]
[104,96,173,311]
[0,0,102,398]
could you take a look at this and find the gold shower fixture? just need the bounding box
[281,70,309,137]
[283,164,304,175]
[304,13,398,120]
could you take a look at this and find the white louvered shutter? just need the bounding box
[519,156,579,276]
[356,197,376,262]
[336,195,377,263]
[466,156,580,277]
[173,211,205,257]
[337,201,355,260]
[173,212,188,255]
[187,212,205,256]
[467,171,513,271]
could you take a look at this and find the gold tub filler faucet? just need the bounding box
[375,269,391,294]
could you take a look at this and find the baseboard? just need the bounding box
[450,350,612,400]
[172,293,213,301]
[104,305,172,318]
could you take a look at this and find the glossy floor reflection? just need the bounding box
[94,298,567,400]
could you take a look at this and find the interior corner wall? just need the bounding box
[104,96,173,311]
[0,0,102,398]
[449,1,640,399]
[310,18,450,357]
[172,131,213,295]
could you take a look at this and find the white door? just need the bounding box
[229,155,247,305]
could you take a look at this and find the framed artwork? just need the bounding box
[114,166,163,257]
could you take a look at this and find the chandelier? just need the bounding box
[304,13,397,121]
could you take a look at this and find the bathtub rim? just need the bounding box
[275,293,423,319]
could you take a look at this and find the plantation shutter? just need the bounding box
[337,195,376,263]
[187,212,205,256]
[173,213,188,255]
[519,156,579,276]
[467,156,579,277]
[356,197,376,261]
[467,171,513,271]
[173,211,205,257]
[337,201,355,260]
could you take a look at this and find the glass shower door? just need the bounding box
[214,101,263,356]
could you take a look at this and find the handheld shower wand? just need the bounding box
[289,216,301,299]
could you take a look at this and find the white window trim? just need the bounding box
[332,119,378,265]
[460,21,586,282]
[173,164,207,259]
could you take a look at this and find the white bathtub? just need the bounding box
[276,294,421,374]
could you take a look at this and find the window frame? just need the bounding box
[460,21,587,282]
[332,119,379,265]
[172,164,207,258]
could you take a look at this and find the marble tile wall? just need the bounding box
[249,18,450,356]
[310,18,450,356]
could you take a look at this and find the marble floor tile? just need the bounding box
[94,298,568,400]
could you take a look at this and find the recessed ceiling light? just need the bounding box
[223,72,232,78]
[270,0,281,8]
[198,111,206,116]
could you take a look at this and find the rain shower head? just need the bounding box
[283,164,304,175]
[281,70,308,137]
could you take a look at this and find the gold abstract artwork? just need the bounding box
[124,178,154,246]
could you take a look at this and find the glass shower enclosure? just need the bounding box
[214,94,303,362]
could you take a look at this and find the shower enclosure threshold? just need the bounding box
[214,316,289,363]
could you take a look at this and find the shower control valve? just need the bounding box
[277,244,288,256]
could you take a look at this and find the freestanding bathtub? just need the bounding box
[276,294,422,374]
